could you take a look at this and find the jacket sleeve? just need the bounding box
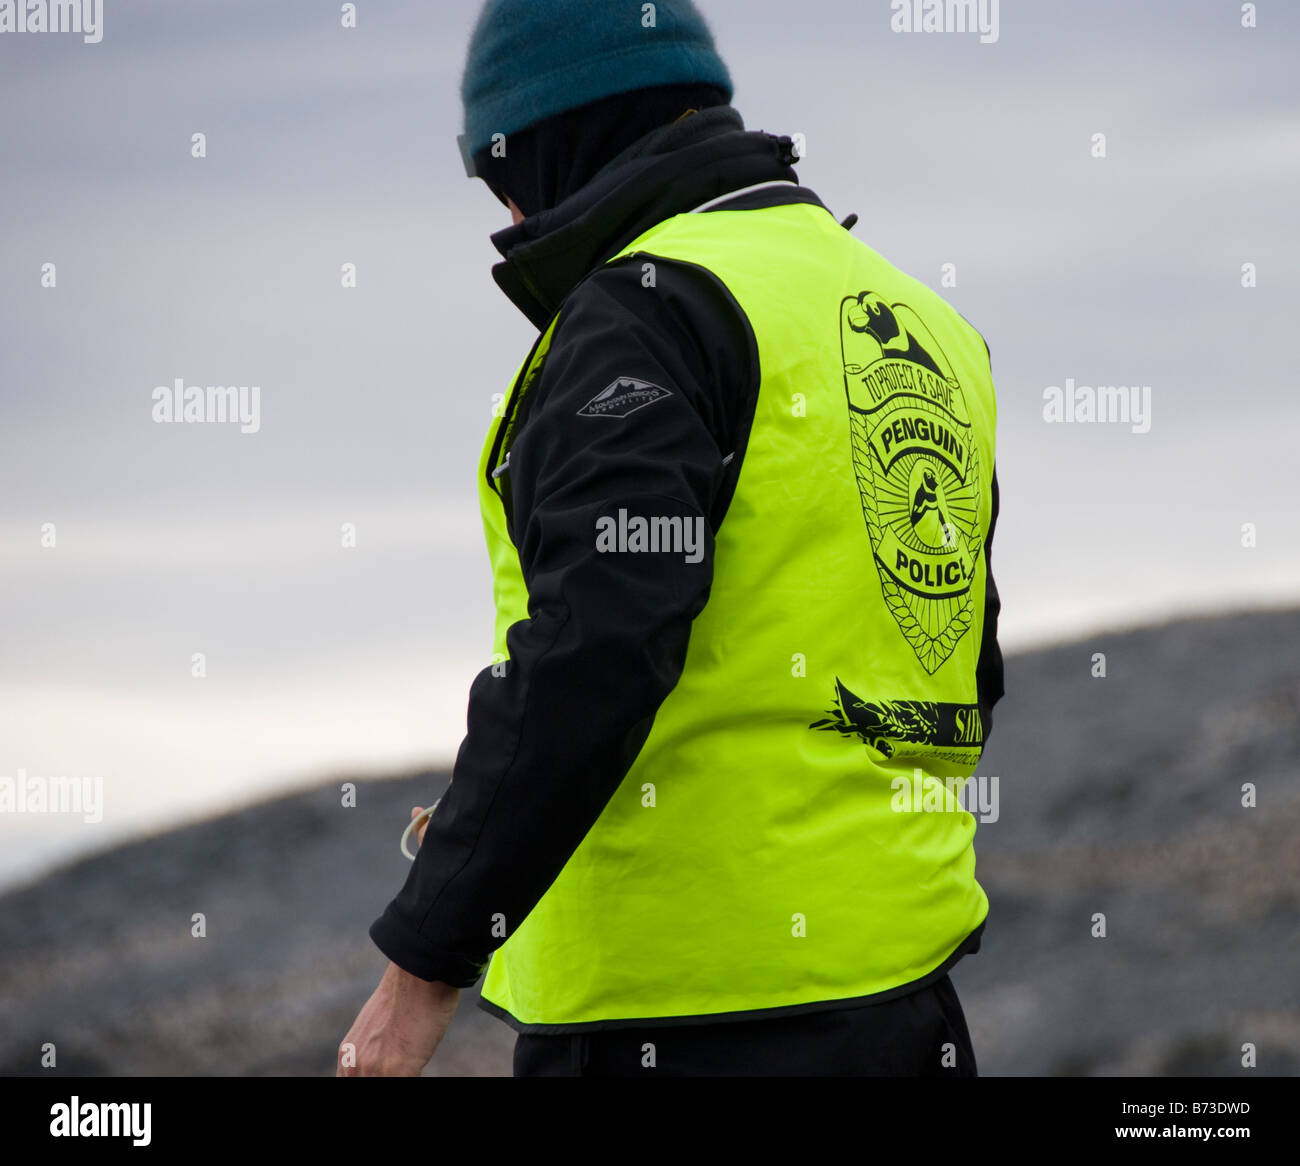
[368,259,758,985]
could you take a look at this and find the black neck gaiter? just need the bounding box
[471,83,731,219]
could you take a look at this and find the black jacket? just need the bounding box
[369,106,1004,991]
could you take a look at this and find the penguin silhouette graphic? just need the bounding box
[909,462,956,549]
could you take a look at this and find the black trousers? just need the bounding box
[512,974,977,1077]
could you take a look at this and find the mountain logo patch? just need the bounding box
[577,377,672,419]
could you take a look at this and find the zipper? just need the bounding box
[485,327,549,502]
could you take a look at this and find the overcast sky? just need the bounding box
[2,0,1297,888]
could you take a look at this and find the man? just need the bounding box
[340,0,1003,1078]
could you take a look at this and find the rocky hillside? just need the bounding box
[2,607,1297,1076]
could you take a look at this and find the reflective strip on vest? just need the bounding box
[476,201,996,1028]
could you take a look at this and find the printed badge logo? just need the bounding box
[577,377,672,419]
[841,292,983,674]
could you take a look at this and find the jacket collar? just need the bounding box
[488,106,801,330]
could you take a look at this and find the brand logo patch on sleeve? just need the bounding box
[577,377,673,419]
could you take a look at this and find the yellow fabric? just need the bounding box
[477,200,997,1027]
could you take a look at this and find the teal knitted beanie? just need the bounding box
[460,0,734,158]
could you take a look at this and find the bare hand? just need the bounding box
[411,804,432,847]
[337,960,460,1077]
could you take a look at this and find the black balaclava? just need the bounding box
[471,82,731,220]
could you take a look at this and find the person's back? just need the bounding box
[347,0,1004,1079]
[479,197,1001,1034]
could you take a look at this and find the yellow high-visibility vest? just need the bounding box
[476,199,997,1030]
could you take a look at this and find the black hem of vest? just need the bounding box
[473,917,986,1035]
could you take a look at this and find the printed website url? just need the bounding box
[1114,1127,1249,1140]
